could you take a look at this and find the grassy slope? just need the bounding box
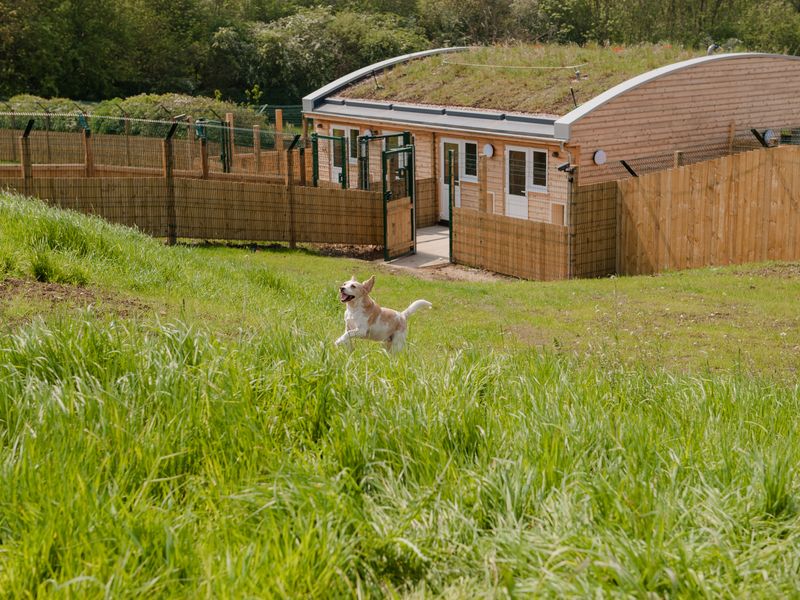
[340,43,703,116]
[1,192,799,597]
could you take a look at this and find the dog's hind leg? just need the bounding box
[388,332,406,353]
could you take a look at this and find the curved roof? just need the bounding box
[554,52,800,139]
[302,47,468,113]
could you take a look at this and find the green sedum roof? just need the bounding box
[339,43,708,117]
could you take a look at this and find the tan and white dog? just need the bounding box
[335,275,431,352]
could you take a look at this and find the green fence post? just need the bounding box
[448,149,454,263]
[311,134,319,187]
[340,137,347,189]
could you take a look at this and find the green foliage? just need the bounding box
[1,0,799,104]
[90,93,268,136]
[207,7,429,103]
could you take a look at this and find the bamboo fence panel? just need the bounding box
[452,208,569,280]
[617,145,800,275]
[570,180,617,278]
[415,178,438,228]
[1,176,383,246]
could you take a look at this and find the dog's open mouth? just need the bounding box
[339,290,354,303]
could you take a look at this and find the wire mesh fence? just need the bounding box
[595,126,800,181]
[0,113,308,181]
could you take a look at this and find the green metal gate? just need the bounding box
[382,144,416,261]
[311,133,348,188]
[195,119,232,173]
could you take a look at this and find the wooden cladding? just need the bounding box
[571,55,800,184]
[452,208,569,280]
[617,145,800,275]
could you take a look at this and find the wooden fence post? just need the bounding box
[225,112,235,168]
[299,147,306,186]
[673,150,683,168]
[253,124,261,174]
[83,129,95,177]
[285,148,296,248]
[124,117,131,166]
[187,116,195,168]
[19,131,32,197]
[200,137,209,179]
[479,155,489,212]
[163,136,177,245]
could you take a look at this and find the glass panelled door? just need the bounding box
[331,127,345,184]
[440,140,461,221]
[506,148,529,219]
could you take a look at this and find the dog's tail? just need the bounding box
[402,299,432,318]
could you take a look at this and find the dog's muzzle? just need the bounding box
[339,288,354,303]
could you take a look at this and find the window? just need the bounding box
[464,143,478,178]
[508,150,527,196]
[506,147,548,195]
[331,127,345,169]
[331,126,360,165]
[532,150,547,188]
[349,129,359,161]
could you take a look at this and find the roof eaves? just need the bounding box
[310,99,559,140]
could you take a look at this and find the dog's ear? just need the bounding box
[363,275,375,293]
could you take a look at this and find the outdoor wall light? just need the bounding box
[593,149,608,165]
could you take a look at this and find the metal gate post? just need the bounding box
[340,138,348,189]
[409,144,416,253]
[311,133,319,187]
[448,149,454,263]
[382,149,389,261]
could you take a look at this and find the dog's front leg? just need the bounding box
[335,327,366,348]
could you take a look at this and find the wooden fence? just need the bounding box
[1,176,383,245]
[570,180,618,278]
[617,145,800,275]
[452,208,569,280]
[415,178,438,228]
[0,129,302,179]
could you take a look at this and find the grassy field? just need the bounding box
[1,191,799,597]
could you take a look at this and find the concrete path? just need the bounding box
[387,225,450,268]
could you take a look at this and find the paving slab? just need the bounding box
[387,225,450,269]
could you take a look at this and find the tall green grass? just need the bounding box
[1,318,799,597]
[1,193,800,596]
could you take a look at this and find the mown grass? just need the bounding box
[341,43,705,115]
[1,192,799,597]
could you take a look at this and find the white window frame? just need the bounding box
[383,131,409,169]
[330,125,360,165]
[441,138,479,184]
[505,145,548,195]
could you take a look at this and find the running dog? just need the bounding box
[335,275,431,353]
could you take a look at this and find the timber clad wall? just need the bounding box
[570,55,800,184]
[617,145,800,275]
[311,117,570,225]
[452,208,569,280]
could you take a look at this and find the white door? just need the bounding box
[330,127,345,184]
[440,140,461,221]
[505,148,529,219]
